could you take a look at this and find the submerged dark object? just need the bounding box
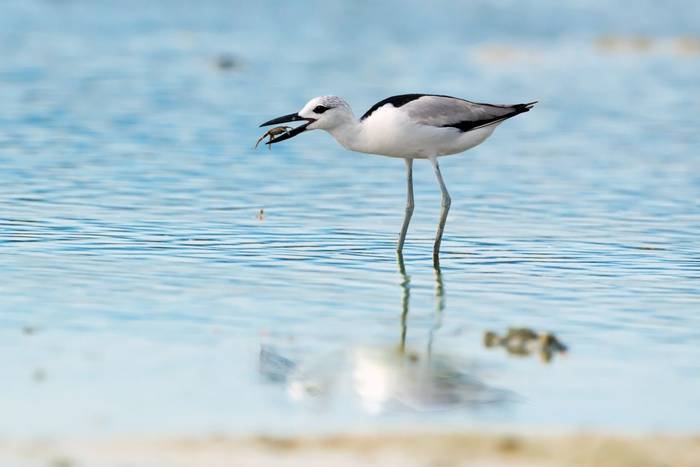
[484,328,567,363]
[215,54,238,70]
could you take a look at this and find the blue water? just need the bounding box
[2,0,700,437]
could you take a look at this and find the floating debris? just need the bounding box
[594,35,700,57]
[676,36,700,55]
[214,53,238,70]
[484,328,567,363]
[50,457,74,467]
[32,367,47,383]
[255,126,293,150]
[22,325,37,335]
[596,34,652,52]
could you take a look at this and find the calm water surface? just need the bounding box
[1,0,700,437]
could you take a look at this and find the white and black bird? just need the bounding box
[260,94,536,263]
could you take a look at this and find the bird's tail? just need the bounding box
[515,101,538,113]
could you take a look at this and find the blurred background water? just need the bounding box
[1,0,699,437]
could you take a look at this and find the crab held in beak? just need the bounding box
[258,113,315,146]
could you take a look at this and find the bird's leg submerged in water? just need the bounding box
[396,251,410,353]
[430,156,451,265]
[397,158,414,253]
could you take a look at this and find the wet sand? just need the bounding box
[4,432,699,467]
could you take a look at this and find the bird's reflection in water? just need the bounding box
[258,343,296,383]
[259,253,511,414]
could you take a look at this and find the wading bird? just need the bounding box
[260,94,536,264]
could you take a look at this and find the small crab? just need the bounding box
[255,126,293,150]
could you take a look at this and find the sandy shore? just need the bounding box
[3,432,699,467]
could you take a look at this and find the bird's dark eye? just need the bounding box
[313,105,329,114]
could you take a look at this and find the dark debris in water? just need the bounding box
[32,367,47,383]
[50,457,75,467]
[484,328,567,363]
[214,54,240,71]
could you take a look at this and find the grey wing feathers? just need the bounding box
[404,95,536,132]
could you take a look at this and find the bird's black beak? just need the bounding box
[259,113,315,145]
[260,113,305,127]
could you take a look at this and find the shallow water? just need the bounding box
[1,0,700,437]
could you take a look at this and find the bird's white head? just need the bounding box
[297,96,354,131]
[259,95,356,146]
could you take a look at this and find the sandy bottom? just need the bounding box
[3,432,700,467]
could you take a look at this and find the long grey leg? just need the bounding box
[397,158,414,253]
[430,156,451,265]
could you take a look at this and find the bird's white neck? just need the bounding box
[325,119,367,153]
